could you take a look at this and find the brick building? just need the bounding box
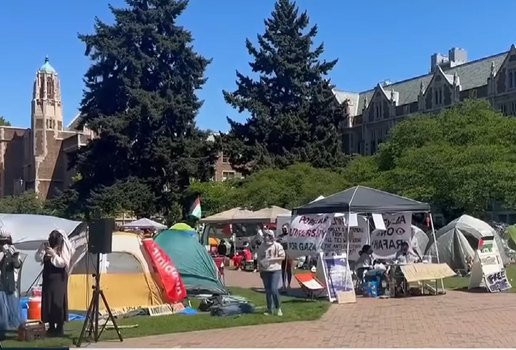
[335,44,516,155]
[0,58,93,199]
[0,58,239,201]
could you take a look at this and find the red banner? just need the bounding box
[142,239,187,303]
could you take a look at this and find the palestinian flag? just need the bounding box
[189,197,202,219]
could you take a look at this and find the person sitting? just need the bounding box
[394,242,420,264]
[356,245,373,269]
[242,242,253,262]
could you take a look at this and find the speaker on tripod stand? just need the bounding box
[75,218,123,347]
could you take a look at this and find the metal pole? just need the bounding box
[428,213,445,293]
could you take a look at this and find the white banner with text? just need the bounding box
[321,215,369,260]
[371,212,412,258]
[287,214,333,258]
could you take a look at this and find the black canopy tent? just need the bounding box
[292,186,431,215]
[291,186,444,293]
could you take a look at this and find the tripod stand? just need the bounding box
[75,252,123,347]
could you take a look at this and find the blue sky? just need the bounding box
[0,0,515,132]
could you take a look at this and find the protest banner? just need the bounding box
[321,215,369,260]
[316,252,355,303]
[371,212,411,258]
[287,214,333,258]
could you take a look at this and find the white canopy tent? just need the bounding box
[0,214,87,294]
[122,218,167,230]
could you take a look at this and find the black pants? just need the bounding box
[281,259,292,287]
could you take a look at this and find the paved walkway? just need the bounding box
[91,270,516,348]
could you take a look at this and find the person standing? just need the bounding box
[0,228,22,340]
[35,229,75,337]
[257,230,285,316]
[276,225,293,292]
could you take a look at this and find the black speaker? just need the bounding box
[88,218,115,254]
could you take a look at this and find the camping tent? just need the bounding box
[155,225,227,295]
[425,215,509,271]
[68,231,166,311]
[293,186,430,215]
[0,214,87,294]
[411,225,429,258]
[123,218,167,230]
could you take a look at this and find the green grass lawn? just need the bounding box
[443,264,516,292]
[4,287,330,348]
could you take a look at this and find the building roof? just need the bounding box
[39,56,56,74]
[67,112,82,130]
[334,50,508,116]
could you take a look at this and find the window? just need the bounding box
[511,101,516,115]
[500,104,507,114]
[374,103,382,120]
[509,69,516,90]
[221,152,230,163]
[469,89,477,99]
[434,87,443,106]
[222,171,236,181]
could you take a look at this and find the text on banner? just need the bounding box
[287,214,333,257]
[371,212,411,258]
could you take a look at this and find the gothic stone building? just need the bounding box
[0,58,93,199]
[0,58,239,201]
[335,44,516,155]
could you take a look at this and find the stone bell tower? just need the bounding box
[30,57,64,198]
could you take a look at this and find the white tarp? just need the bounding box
[425,214,509,271]
[123,218,167,230]
[0,214,87,294]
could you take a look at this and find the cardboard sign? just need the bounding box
[321,215,369,260]
[469,236,505,290]
[485,270,512,292]
[371,213,411,258]
[287,214,333,258]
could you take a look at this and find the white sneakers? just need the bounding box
[264,308,283,316]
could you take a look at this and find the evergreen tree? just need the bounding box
[71,0,218,218]
[223,0,347,174]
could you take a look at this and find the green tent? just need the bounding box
[154,225,228,295]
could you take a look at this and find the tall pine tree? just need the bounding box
[223,0,347,174]
[72,0,218,219]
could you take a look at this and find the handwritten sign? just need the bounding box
[371,213,411,258]
[321,215,369,260]
[485,270,512,292]
[287,214,333,258]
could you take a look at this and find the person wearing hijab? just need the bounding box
[35,229,75,337]
[257,230,285,316]
[0,228,22,339]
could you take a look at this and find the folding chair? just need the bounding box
[295,272,325,300]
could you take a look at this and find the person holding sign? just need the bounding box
[257,230,286,316]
